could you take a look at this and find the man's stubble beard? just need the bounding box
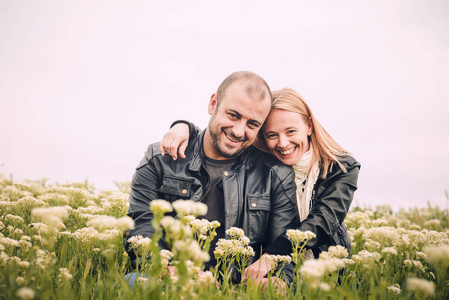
[208,115,250,159]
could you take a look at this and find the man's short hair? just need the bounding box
[216,71,272,107]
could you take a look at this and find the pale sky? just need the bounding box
[1,0,448,211]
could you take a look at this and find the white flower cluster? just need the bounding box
[31,206,69,229]
[351,250,381,271]
[86,215,134,233]
[263,254,292,270]
[286,229,316,245]
[0,237,20,251]
[16,287,35,300]
[57,267,73,283]
[172,200,207,217]
[319,245,348,260]
[387,283,401,295]
[150,199,173,215]
[300,256,346,288]
[72,227,122,253]
[160,249,174,266]
[423,244,449,269]
[172,240,210,264]
[189,218,220,240]
[214,228,254,261]
[160,216,193,245]
[406,277,435,296]
[127,235,153,259]
[35,249,56,271]
[4,214,24,225]
[197,270,215,286]
[381,247,398,256]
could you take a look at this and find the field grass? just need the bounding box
[1,173,448,299]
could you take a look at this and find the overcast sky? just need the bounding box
[1,0,448,211]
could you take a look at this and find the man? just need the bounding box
[125,71,299,287]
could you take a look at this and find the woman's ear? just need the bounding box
[307,117,313,136]
[208,94,217,115]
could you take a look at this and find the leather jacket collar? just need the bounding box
[189,130,248,172]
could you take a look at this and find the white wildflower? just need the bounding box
[415,251,427,261]
[344,211,370,228]
[58,268,73,282]
[1,237,20,249]
[286,229,316,244]
[226,227,245,240]
[5,214,24,225]
[150,199,173,214]
[197,271,215,286]
[160,249,174,266]
[319,282,331,292]
[127,235,152,258]
[371,219,388,227]
[423,244,449,269]
[16,276,25,286]
[19,261,30,269]
[319,245,348,260]
[35,249,56,270]
[351,250,381,270]
[87,215,134,233]
[423,219,441,229]
[406,277,435,296]
[172,200,207,217]
[31,206,69,229]
[173,240,210,263]
[387,283,401,295]
[16,287,35,300]
[300,258,345,286]
[381,247,398,256]
[263,254,292,270]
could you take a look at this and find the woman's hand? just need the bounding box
[159,123,190,160]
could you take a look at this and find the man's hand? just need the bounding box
[160,265,178,280]
[242,253,272,281]
[160,123,190,160]
[255,277,288,294]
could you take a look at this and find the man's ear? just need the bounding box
[208,94,218,115]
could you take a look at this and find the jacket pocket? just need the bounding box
[247,195,271,242]
[159,175,193,201]
[330,223,351,256]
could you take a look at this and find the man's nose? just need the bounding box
[232,121,245,138]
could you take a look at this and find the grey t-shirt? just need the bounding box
[202,155,237,269]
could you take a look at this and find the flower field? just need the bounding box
[1,173,448,299]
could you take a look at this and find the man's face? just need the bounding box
[204,80,271,160]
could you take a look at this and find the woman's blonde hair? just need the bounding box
[255,87,350,178]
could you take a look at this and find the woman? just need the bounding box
[160,87,360,282]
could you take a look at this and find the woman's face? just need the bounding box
[263,109,312,166]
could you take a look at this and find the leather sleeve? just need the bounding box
[170,120,201,140]
[265,156,361,255]
[265,167,299,247]
[263,162,299,286]
[124,144,169,268]
[301,157,360,248]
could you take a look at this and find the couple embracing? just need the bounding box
[125,71,360,289]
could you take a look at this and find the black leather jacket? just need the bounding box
[265,155,361,258]
[125,129,299,282]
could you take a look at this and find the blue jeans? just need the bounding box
[124,272,148,290]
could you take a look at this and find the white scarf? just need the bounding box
[292,145,320,222]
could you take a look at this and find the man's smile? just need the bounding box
[224,131,242,143]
